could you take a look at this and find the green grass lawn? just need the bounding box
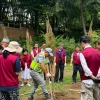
[19,64,80,99]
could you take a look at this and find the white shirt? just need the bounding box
[31,49,38,56]
[71,52,80,58]
[80,46,100,84]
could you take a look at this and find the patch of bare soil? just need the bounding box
[22,91,80,100]
[21,70,81,100]
[21,82,81,100]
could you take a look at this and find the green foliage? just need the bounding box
[32,34,45,47]
[91,31,100,46]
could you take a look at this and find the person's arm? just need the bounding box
[31,50,34,59]
[15,58,21,76]
[37,55,48,74]
[54,52,56,66]
[64,50,67,67]
[80,53,95,79]
[97,68,100,77]
[70,53,73,67]
[40,63,48,74]
[38,55,51,77]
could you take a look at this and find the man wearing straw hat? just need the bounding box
[28,48,53,100]
[0,41,22,100]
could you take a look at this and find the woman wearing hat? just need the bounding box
[31,43,41,59]
[0,41,22,100]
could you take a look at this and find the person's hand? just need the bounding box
[96,74,100,78]
[70,63,73,67]
[46,72,51,78]
[21,68,23,71]
[90,75,95,79]
[92,77,100,83]
[64,63,66,67]
[54,63,56,67]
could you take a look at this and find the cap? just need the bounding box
[2,37,10,43]
[45,48,53,56]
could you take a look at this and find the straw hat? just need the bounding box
[5,41,22,53]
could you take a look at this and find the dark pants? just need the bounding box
[54,63,64,82]
[72,64,82,82]
[0,90,19,100]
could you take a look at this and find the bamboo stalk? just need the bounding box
[26,29,33,53]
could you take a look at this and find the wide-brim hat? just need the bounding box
[4,41,22,53]
[45,48,53,56]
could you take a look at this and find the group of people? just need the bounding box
[0,35,100,100]
[70,36,100,100]
[0,37,67,100]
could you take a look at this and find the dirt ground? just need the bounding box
[20,70,81,100]
[21,82,81,100]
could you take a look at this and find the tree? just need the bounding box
[80,0,87,35]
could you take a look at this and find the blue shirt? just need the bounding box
[54,49,67,56]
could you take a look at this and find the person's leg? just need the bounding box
[44,73,46,81]
[93,84,100,100]
[72,65,77,83]
[8,90,20,100]
[28,70,39,100]
[78,65,82,80]
[27,79,31,86]
[59,63,64,82]
[21,70,25,86]
[29,70,50,100]
[37,73,51,99]
[81,82,93,100]
[20,78,24,86]
[0,91,10,100]
[54,64,59,83]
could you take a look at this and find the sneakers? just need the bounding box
[46,96,52,100]
[20,84,24,87]
[20,83,31,87]
[28,96,36,100]
[45,94,52,100]
[27,84,31,86]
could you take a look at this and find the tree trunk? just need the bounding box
[0,0,3,21]
[80,0,87,35]
[35,10,39,34]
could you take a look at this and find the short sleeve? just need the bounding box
[71,53,73,58]
[46,57,50,64]
[37,55,45,63]
[64,50,67,56]
[14,58,21,72]
[31,50,33,55]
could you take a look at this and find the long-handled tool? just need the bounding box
[49,63,57,100]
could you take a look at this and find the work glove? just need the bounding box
[46,72,51,78]
[92,77,100,83]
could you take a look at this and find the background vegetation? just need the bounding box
[1,0,100,61]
